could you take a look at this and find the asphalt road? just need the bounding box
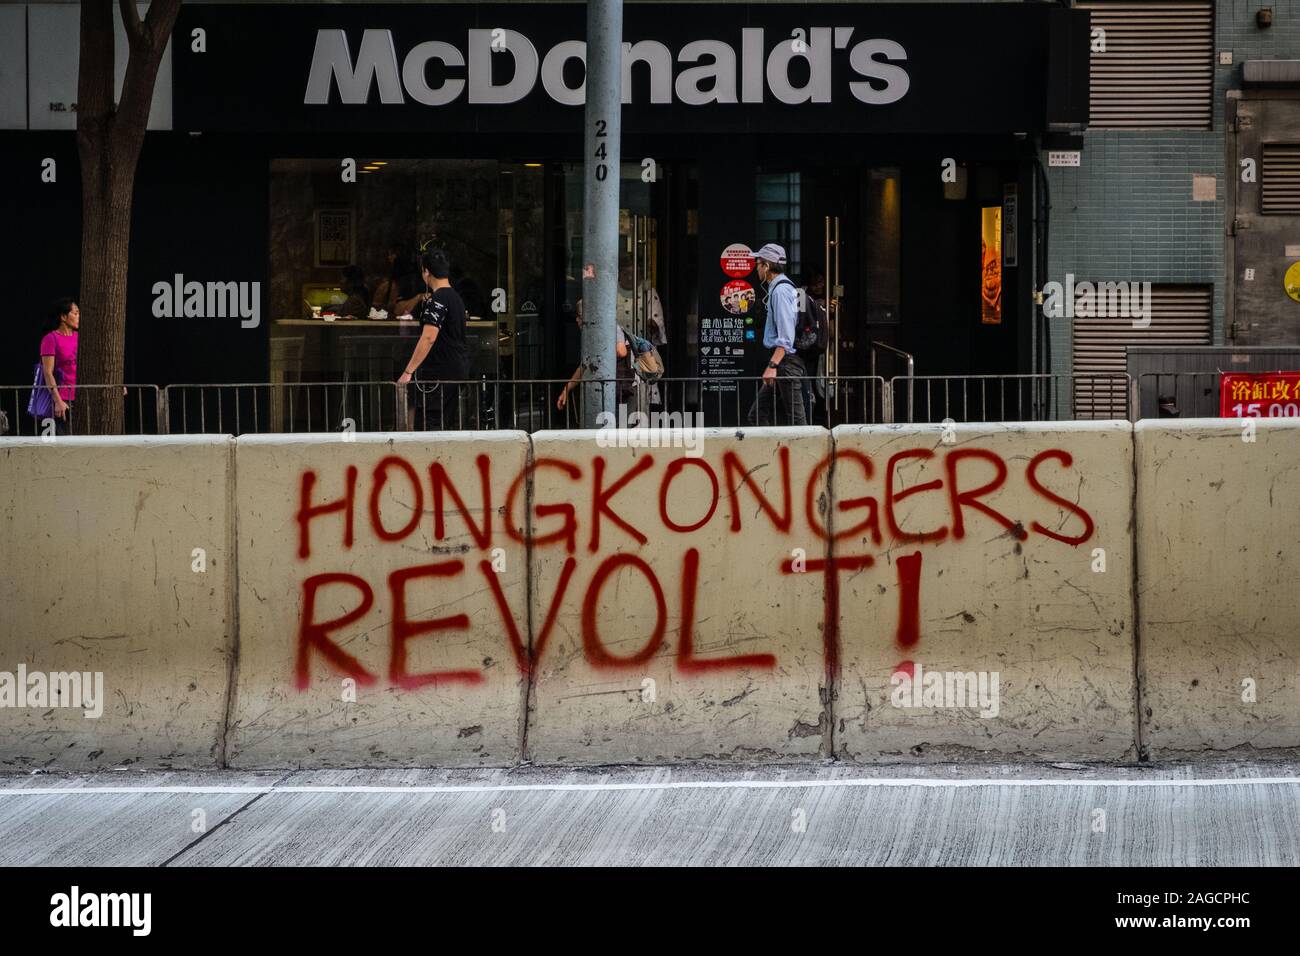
[2,762,1298,866]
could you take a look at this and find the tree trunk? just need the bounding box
[76,127,141,434]
[76,0,180,434]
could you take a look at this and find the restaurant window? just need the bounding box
[865,167,902,325]
[755,172,802,279]
[267,158,547,387]
[560,162,670,386]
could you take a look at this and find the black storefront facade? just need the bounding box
[2,2,1090,422]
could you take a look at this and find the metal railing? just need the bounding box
[162,376,889,435]
[165,380,407,435]
[870,342,914,379]
[0,385,162,436]
[890,373,1133,424]
[1,373,1163,437]
[869,341,914,422]
[1133,371,1225,420]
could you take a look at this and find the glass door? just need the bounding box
[495,163,547,382]
[562,163,670,409]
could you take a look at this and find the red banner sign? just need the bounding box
[1220,373,1300,418]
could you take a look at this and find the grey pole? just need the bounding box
[580,0,622,428]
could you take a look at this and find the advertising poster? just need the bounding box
[701,247,759,394]
[980,206,1002,325]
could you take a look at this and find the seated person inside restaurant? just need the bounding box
[372,245,422,317]
[340,265,370,319]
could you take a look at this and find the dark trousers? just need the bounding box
[411,382,468,431]
[747,354,808,426]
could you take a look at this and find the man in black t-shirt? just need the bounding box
[397,248,470,430]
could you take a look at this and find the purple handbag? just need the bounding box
[27,362,61,420]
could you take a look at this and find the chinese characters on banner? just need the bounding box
[1220,373,1300,417]
[699,314,754,391]
[701,244,758,394]
[721,243,756,278]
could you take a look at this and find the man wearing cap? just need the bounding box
[748,242,807,425]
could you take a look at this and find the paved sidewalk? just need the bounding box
[2,762,1298,866]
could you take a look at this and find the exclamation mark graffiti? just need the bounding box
[894,551,923,678]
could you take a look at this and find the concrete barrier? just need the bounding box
[0,436,234,769]
[226,432,529,768]
[830,422,1137,761]
[523,426,833,763]
[1136,418,1300,756]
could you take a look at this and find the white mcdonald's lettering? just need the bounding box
[303,28,909,108]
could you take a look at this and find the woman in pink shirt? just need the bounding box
[39,298,79,430]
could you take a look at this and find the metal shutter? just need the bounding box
[1080,1,1214,130]
[1262,144,1300,215]
[1072,285,1212,418]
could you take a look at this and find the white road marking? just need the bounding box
[1,776,1298,796]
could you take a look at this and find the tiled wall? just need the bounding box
[1047,0,1300,380]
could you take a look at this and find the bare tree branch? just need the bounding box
[77,1,115,132]
[118,0,143,46]
[141,0,182,50]
[115,0,181,142]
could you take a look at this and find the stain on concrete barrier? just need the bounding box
[523,427,833,763]
[0,436,234,769]
[1136,418,1300,756]
[227,432,529,767]
[832,422,1136,761]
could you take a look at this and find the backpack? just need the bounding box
[621,327,665,382]
[794,286,830,355]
